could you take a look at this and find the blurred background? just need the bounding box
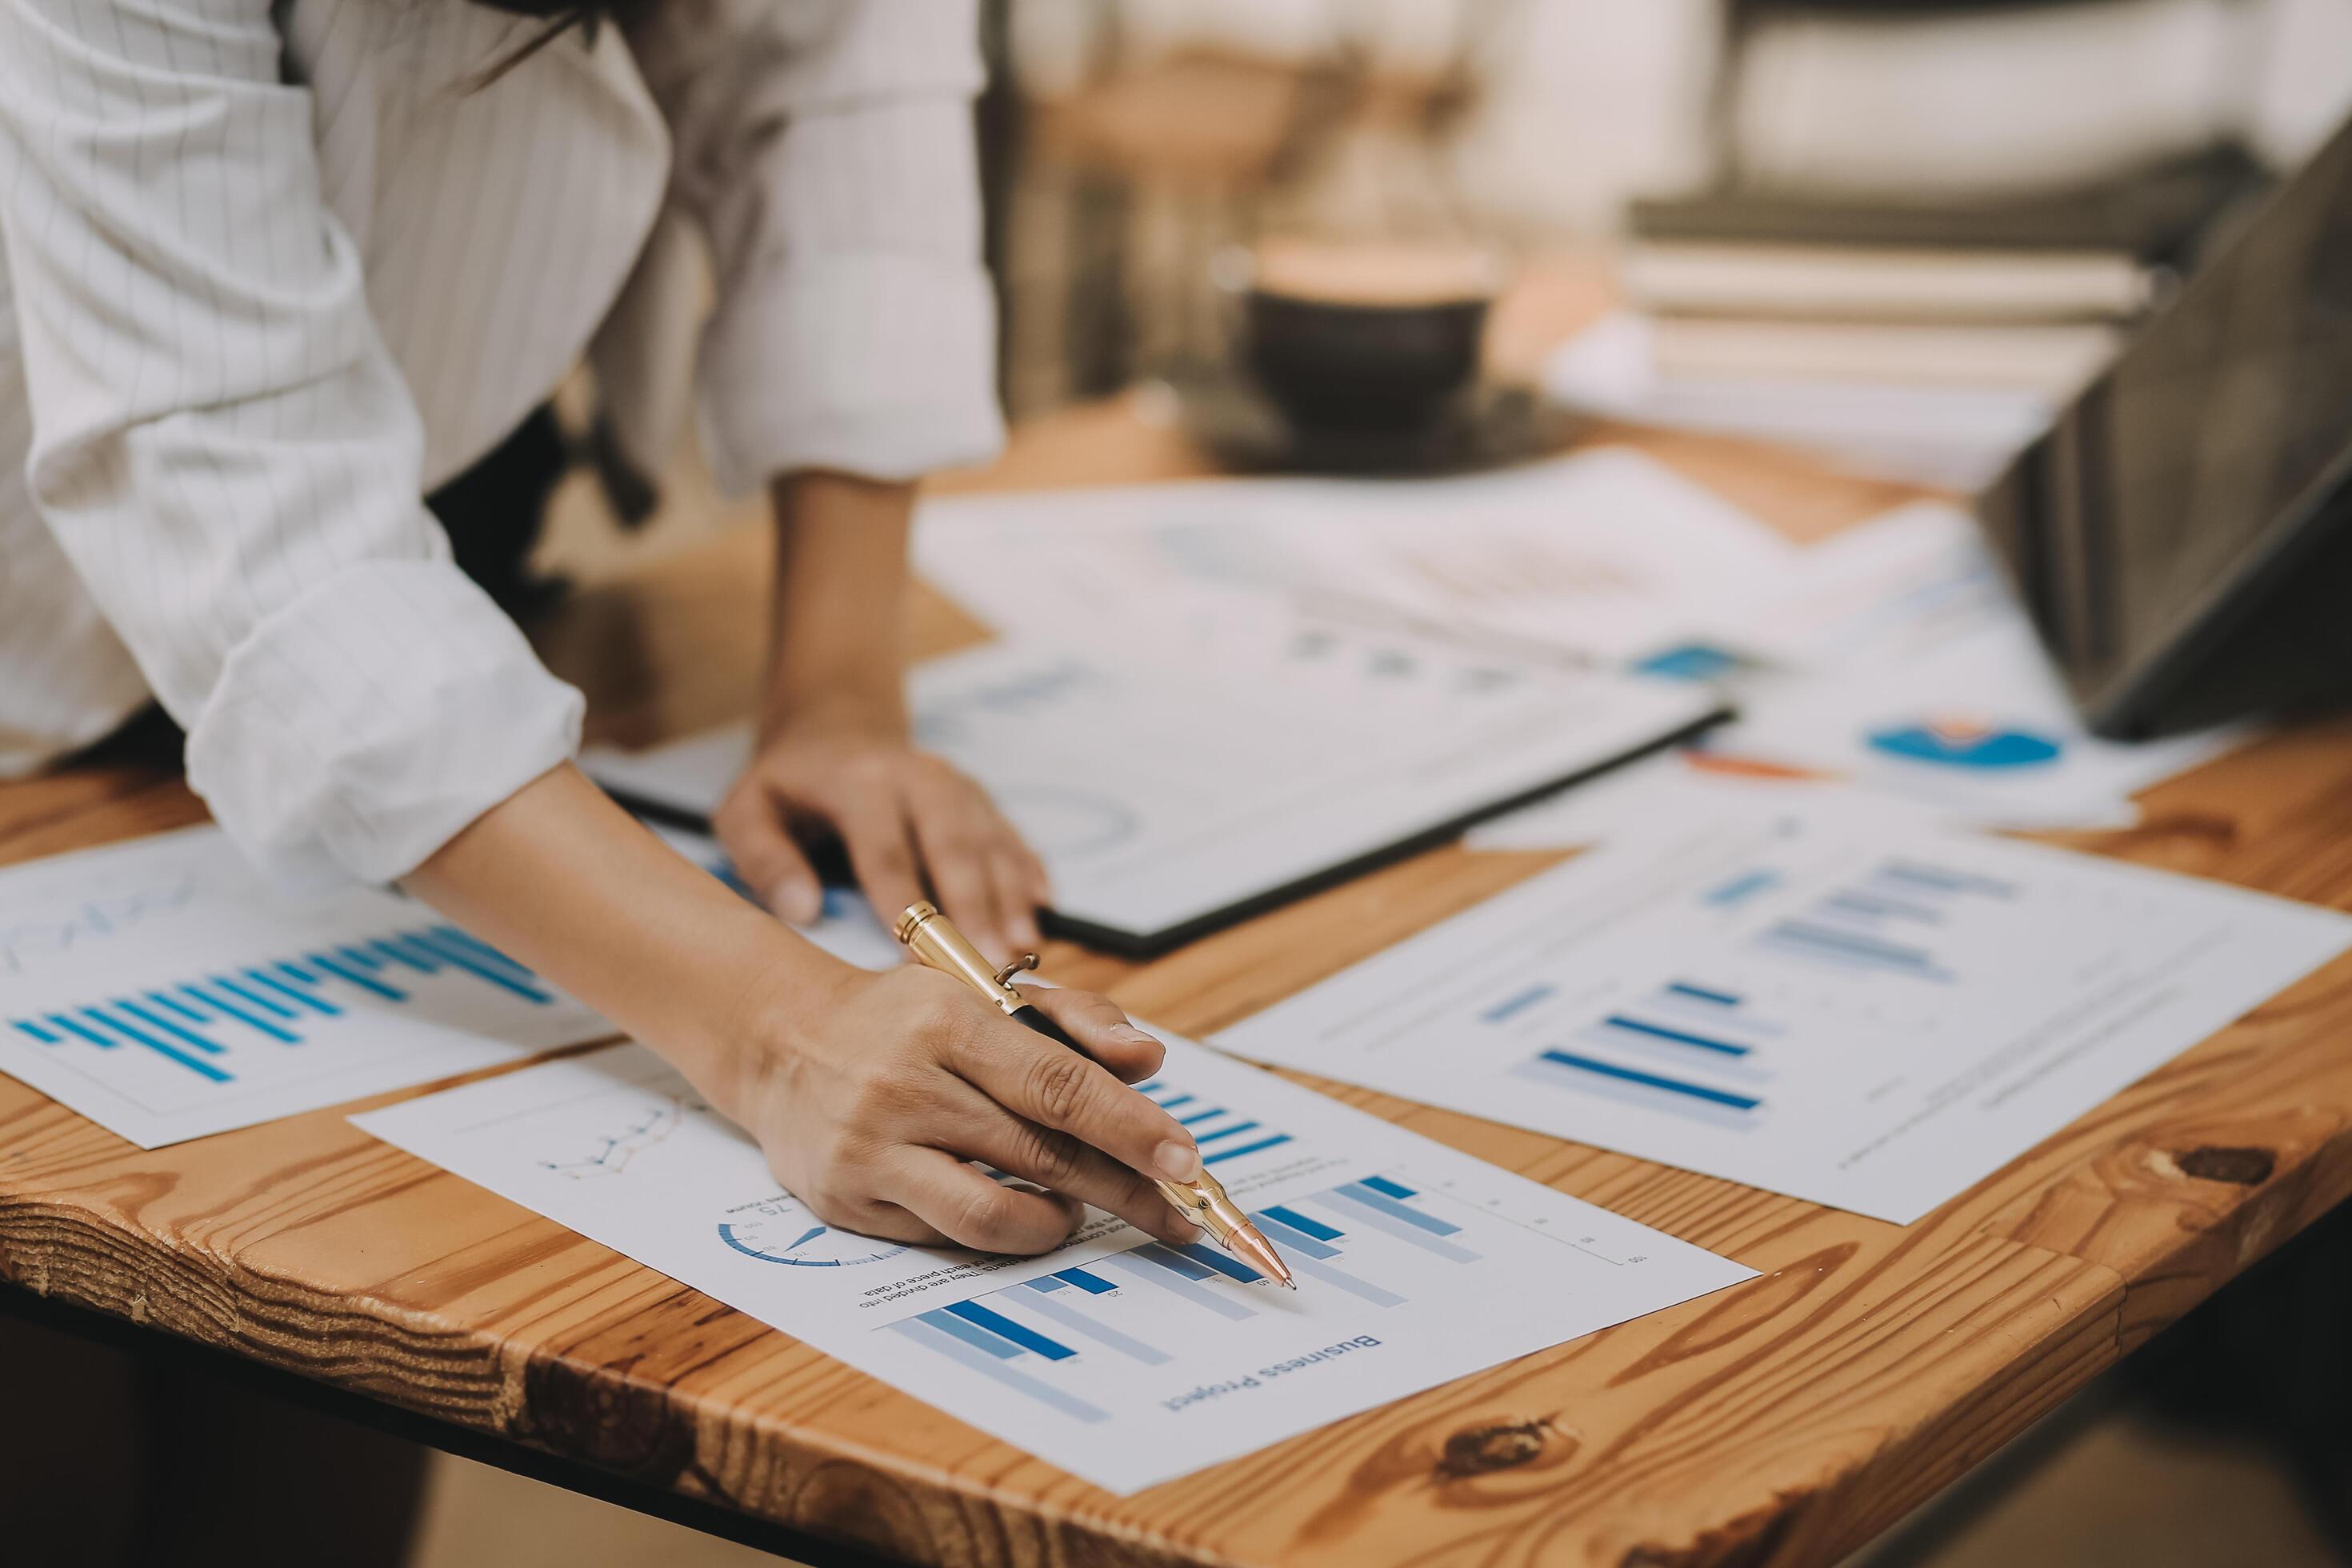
[472,2,2352,1562]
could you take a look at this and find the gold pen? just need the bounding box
[893,902,1297,1290]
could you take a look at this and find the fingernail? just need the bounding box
[770,880,822,926]
[1112,1026,1160,1050]
[1154,1139,1201,1182]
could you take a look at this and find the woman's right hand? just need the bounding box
[726,958,1211,1254]
[406,765,1198,1258]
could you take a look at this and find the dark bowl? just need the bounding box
[1243,289,1492,433]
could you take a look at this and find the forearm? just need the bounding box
[402,763,850,1110]
[760,471,918,736]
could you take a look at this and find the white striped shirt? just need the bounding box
[0,0,1003,889]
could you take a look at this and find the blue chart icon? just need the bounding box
[1867,718,2062,770]
[888,1174,1466,1423]
[6,924,554,1084]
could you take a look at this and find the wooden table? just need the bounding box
[6,305,2352,1568]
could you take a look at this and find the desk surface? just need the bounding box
[6,272,2352,1568]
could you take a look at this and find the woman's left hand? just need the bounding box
[714,698,1051,961]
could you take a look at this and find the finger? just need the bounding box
[831,794,929,934]
[713,784,823,925]
[971,794,1053,945]
[949,1010,1201,1183]
[906,788,1009,961]
[883,1146,1086,1254]
[1018,985,1165,1084]
[801,1194,950,1250]
[990,847,1045,952]
[932,1080,1200,1245]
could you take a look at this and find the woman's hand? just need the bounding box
[732,958,1206,1253]
[411,766,1194,1258]
[714,697,1051,961]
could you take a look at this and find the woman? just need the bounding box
[0,0,1210,1260]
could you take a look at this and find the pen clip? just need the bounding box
[994,953,1040,989]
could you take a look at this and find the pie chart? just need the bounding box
[1866,718,2063,770]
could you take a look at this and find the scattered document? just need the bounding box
[588,629,1717,952]
[353,1030,1754,1494]
[0,827,614,1147]
[913,446,1802,662]
[1216,812,2352,1222]
[1703,503,2243,829]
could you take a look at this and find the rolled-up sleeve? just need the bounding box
[0,0,582,889]
[629,0,1006,493]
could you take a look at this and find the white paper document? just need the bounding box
[1463,748,1958,852]
[1216,814,2352,1222]
[589,630,1715,948]
[0,827,616,1147]
[913,446,1802,662]
[1704,503,2245,829]
[352,1032,1753,1494]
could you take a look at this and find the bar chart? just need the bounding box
[1219,812,2352,1221]
[886,1174,1519,1426]
[1755,856,2014,983]
[10,923,558,1084]
[0,826,613,1146]
[1511,975,1777,1130]
[1131,1076,1298,1168]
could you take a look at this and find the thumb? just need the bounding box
[715,791,825,926]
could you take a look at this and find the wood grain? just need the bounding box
[5,256,2350,1566]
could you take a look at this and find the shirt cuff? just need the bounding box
[184,558,584,890]
[696,252,1006,495]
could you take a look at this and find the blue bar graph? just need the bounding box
[1017,1280,1172,1365]
[1259,1204,1340,1242]
[1328,1181,1481,1263]
[1666,981,1739,1006]
[1481,983,1556,1024]
[1110,1250,1259,1321]
[1598,1014,1751,1058]
[1132,1080,1296,1170]
[1174,1241,1262,1283]
[1706,868,1782,906]
[1762,919,1954,982]
[1203,1134,1294,1165]
[889,1318,1109,1424]
[890,1170,1489,1420]
[1513,1046,1765,1130]
[8,922,557,1084]
[1252,1213,1342,1260]
[941,1301,1076,1360]
[922,1306,1027,1360]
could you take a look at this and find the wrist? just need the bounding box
[758,678,906,744]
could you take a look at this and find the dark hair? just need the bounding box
[470,2,642,86]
